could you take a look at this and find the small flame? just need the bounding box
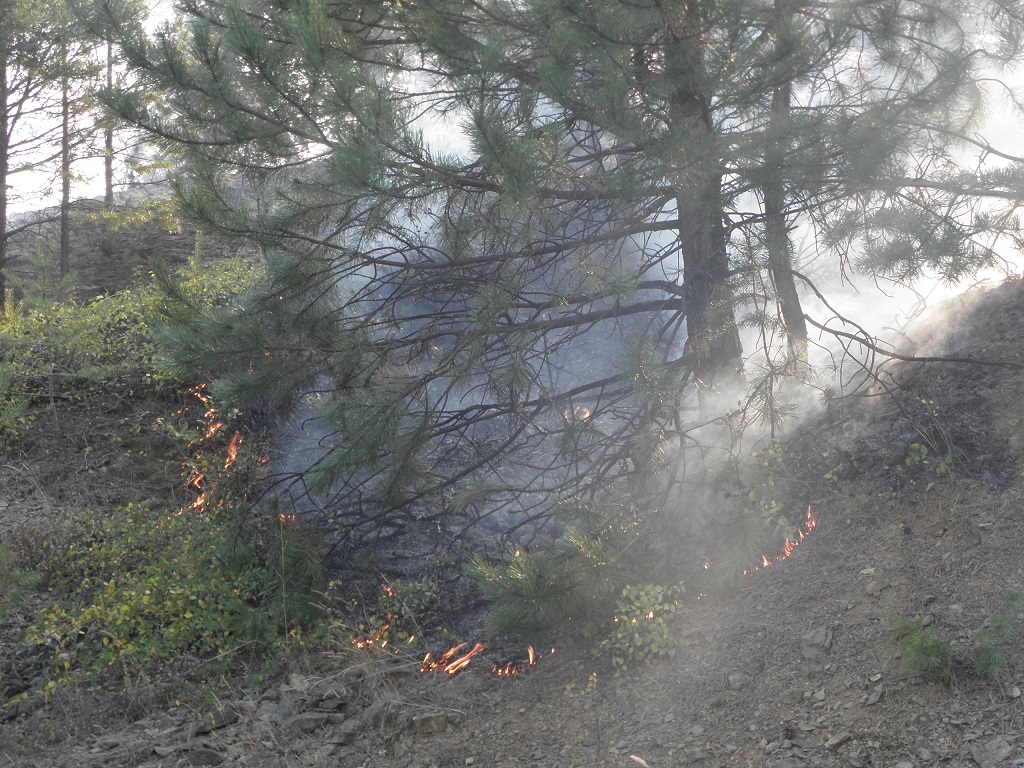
[562,406,591,422]
[353,612,393,650]
[491,645,553,677]
[740,506,817,577]
[421,642,485,675]
[224,432,242,469]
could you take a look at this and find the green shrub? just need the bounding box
[886,614,956,684]
[0,259,260,414]
[0,362,29,450]
[23,386,324,685]
[467,547,586,639]
[596,584,685,671]
[0,540,40,615]
[467,543,686,671]
[887,590,1024,685]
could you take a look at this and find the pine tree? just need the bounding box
[0,0,68,309]
[100,0,1024,566]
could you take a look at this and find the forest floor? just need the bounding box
[2,233,1024,767]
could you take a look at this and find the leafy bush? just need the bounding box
[341,577,446,648]
[596,584,685,671]
[0,258,260,424]
[24,387,324,684]
[0,362,29,450]
[467,540,686,671]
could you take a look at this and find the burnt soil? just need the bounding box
[2,235,1024,767]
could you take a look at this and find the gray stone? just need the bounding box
[972,736,1012,768]
[366,700,400,729]
[92,735,123,750]
[865,580,886,596]
[824,731,852,750]
[328,718,364,747]
[413,712,450,736]
[184,746,225,766]
[728,672,751,690]
[800,626,834,660]
[283,711,329,734]
[187,701,248,737]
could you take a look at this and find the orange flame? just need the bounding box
[353,612,393,650]
[562,406,591,422]
[491,646,555,677]
[421,642,485,675]
[740,505,817,577]
[224,432,242,469]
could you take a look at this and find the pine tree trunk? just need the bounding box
[764,77,807,363]
[665,14,742,402]
[104,40,113,208]
[60,63,71,280]
[0,53,8,313]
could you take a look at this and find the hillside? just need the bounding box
[2,271,1024,767]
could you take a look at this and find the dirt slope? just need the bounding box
[3,279,1024,768]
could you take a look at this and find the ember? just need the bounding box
[352,612,394,650]
[492,646,556,677]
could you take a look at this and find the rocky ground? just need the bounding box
[2,232,1024,767]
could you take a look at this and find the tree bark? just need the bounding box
[60,52,71,281]
[665,11,742,402]
[764,77,807,363]
[764,0,807,365]
[104,39,113,208]
[0,52,8,313]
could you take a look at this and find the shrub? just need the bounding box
[887,590,1024,685]
[596,584,685,671]
[0,258,260,426]
[23,386,325,685]
[886,614,956,684]
[0,540,40,615]
[467,541,686,671]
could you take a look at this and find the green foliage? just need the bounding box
[345,578,444,647]
[0,540,40,615]
[467,539,685,670]
[897,442,953,478]
[30,505,275,671]
[596,584,685,672]
[0,258,259,446]
[0,362,30,450]
[886,591,1024,685]
[466,547,588,639]
[707,441,802,588]
[24,389,324,685]
[10,241,74,309]
[885,614,956,684]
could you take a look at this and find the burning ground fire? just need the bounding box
[738,505,817,577]
[181,389,818,679]
[347,507,818,679]
[177,385,244,515]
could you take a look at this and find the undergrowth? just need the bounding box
[0,257,259,435]
[887,589,1024,685]
[0,540,40,615]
